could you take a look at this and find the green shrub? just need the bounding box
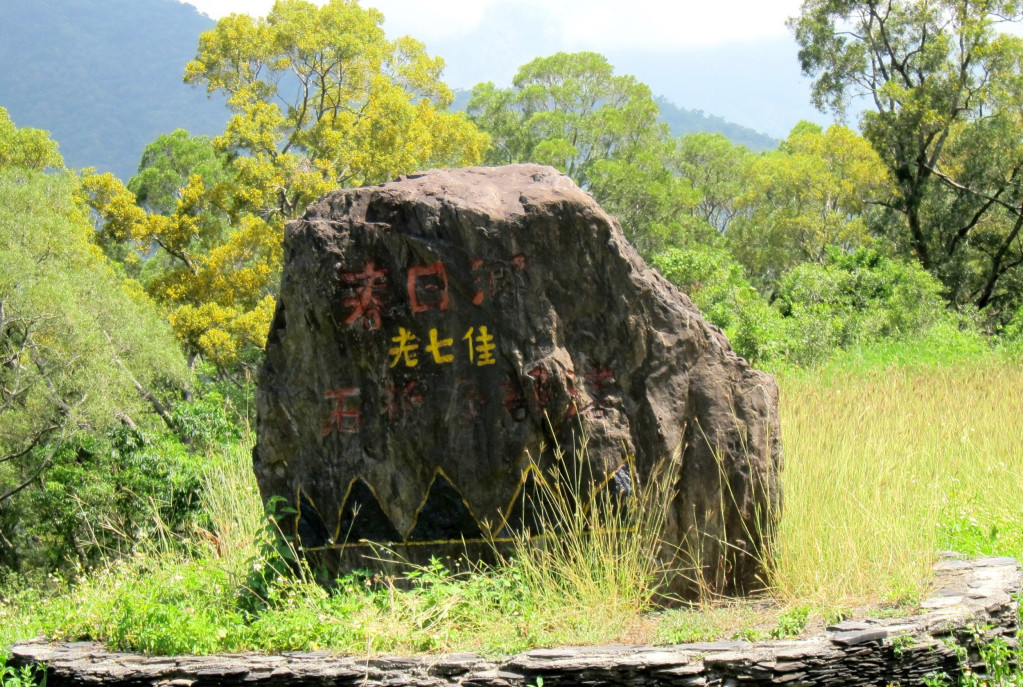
[172,390,244,453]
[773,247,959,365]
[4,426,205,574]
[653,244,784,362]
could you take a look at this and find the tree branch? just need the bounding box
[0,444,58,503]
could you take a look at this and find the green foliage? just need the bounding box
[171,390,244,454]
[923,671,953,687]
[0,164,192,572]
[0,108,62,171]
[10,428,205,573]
[655,243,975,367]
[998,306,1023,357]
[728,123,888,288]
[236,498,307,617]
[0,653,44,687]
[468,51,663,184]
[184,0,487,214]
[792,0,1023,319]
[128,130,232,217]
[672,132,751,235]
[768,604,810,639]
[889,630,916,658]
[773,248,962,365]
[653,245,784,362]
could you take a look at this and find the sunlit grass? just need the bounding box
[3,346,1023,656]
[771,352,1023,607]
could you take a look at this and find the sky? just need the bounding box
[178,0,805,50]
[176,0,828,138]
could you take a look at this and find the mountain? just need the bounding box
[450,90,779,152]
[0,0,227,181]
[655,97,778,152]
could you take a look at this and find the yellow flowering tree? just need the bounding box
[88,0,488,374]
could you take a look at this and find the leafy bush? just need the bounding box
[998,305,1023,358]
[773,247,967,365]
[653,244,784,362]
[4,427,205,574]
[655,245,977,368]
[172,389,243,453]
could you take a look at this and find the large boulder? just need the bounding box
[255,164,782,596]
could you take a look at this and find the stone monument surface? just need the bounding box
[254,164,782,595]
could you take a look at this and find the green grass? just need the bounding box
[3,343,1023,664]
[771,349,1023,607]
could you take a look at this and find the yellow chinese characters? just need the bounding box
[425,328,454,364]
[463,326,496,366]
[388,325,497,368]
[389,328,419,368]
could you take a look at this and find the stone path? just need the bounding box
[11,556,1020,686]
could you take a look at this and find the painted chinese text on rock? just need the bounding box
[255,164,782,596]
[313,249,625,548]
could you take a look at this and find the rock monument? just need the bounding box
[254,164,781,596]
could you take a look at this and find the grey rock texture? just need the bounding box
[254,164,781,595]
[12,557,1020,686]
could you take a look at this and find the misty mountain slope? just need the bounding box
[0,0,227,180]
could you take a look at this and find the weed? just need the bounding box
[768,605,810,639]
[922,672,952,687]
[888,631,916,659]
[0,653,44,687]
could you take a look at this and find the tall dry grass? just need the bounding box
[199,433,264,561]
[771,356,1023,607]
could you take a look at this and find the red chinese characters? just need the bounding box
[341,255,526,327]
[341,259,389,331]
[322,387,361,436]
[407,262,450,313]
[382,380,425,421]
[471,254,527,306]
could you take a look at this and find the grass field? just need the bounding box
[773,353,1023,607]
[2,346,1022,664]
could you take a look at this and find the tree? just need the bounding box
[90,0,488,372]
[791,0,1023,316]
[0,107,62,171]
[128,129,232,217]
[727,123,889,288]
[468,52,664,185]
[468,52,700,253]
[184,0,487,221]
[0,117,191,566]
[671,133,751,235]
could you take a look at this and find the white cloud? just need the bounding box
[177,0,803,49]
